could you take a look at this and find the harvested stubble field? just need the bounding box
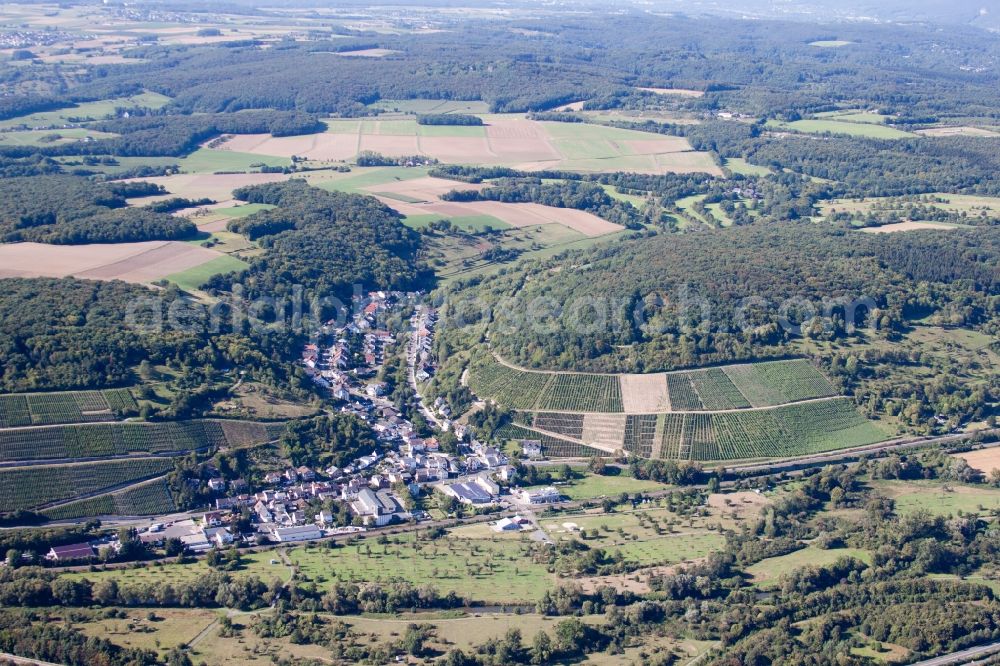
[0,240,228,283]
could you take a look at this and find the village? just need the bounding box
[40,291,563,563]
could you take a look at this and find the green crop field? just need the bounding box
[0,389,138,427]
[495,423,605,458]
[540,471,670,501]
[0,92,172,130]
[0,457,174,512]
[176,148,291,173]
[767,118,915,139]
[0,419,269,462]
[166,254,249,292]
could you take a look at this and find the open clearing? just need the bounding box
[915,125,1000,137]
[214,116,721,175]
[873,480,1000,515]
[334,48,399,57]
[0,241,228,283]
[637,87,704,97]
[747,547,871,586]
[859,221,959,233]
[809,40,853,47]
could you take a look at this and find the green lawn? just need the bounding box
[747,546,871,587]
[166,255,248,291]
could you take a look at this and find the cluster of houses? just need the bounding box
[412,304,437,385]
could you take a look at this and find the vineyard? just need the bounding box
[495,423,605,458]
[0,419,277,462]
[504,399,886,461]
[468,356,623,412]
[466,357,551,410]
[622,415,658,458]
[537,374,623,412]
[0,389,139,427]
[469,354,837,414]
[0,457,174,513]
[722,360,836,407]
[687,369,751,410]
[42,479,176,520]
[665,374,702,410]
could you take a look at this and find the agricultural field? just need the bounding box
[509,398,887,461]
[818,193,1000,220]
[42,478,176,519]
[0,240,234,284]
[0,389,136,427]
[537,374,624,413]
[0,457,174,513]
[368,99,491,114]
[0,419,272,462]
[721,359,836,407]
[474,357,839,413]
[214,115,721,175]
[766,118,916,139]
[63,549,292,587]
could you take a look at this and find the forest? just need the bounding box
[209,180,432,304]
[0,176,195,244]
